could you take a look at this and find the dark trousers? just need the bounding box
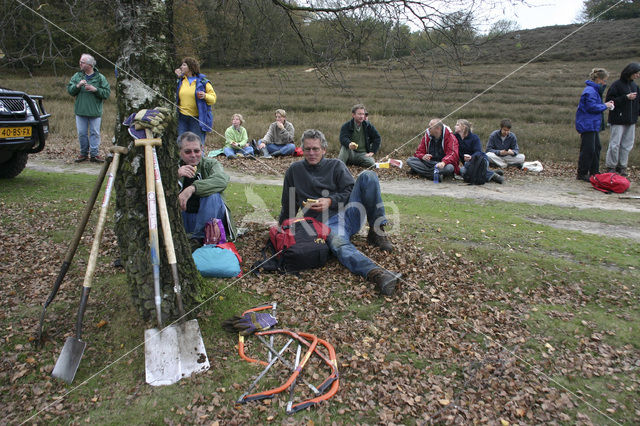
[577,131,601,177]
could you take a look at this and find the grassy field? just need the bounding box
[3,55,639,170]
[2,30,640,422]
[1,169,639,424]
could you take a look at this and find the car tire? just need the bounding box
[0,151,29,179]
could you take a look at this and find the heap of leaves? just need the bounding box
[3,177,638,424]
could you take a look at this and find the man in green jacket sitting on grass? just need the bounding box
[67,53,111,163]
[178,132,236,249]
[338,104,381,168]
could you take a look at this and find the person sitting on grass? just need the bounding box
[407,118,459,181]
[455,119,503,184]
[338,103,381,168]
[223,113,254,159]
[485,119,525,169]
[177,132,235,250]
[256,109,295,158]
[279,129,400,296]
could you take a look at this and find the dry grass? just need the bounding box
[3,56,638,167]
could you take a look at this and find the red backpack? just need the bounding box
[589,173,630,194]
[253,217,331,274]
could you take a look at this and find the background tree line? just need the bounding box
[2,0,638,74]
[1,0,510,73]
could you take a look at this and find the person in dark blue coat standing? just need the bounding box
[575,68,615,181]
[604,62,640,176]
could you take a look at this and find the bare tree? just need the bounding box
[269,0,519,93]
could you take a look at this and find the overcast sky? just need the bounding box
[501,0,585,29]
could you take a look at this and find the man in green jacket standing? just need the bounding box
[67,53,111,163]
[178,132,236,249]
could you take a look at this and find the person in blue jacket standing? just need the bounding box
[575,68,615,181]
[175,57,216,149]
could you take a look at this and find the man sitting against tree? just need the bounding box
[485,118,525,168]
[407,118,459,181]
[178,131,235,249]
[279,129,400,296]
[338,104,381,168]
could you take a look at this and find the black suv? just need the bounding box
[0,88,51,178]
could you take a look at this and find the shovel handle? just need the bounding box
[150,142,186,319]
[76,146,127,338]
[135,137,163,327]
[82,151,121,289]
[152,147,177,265]
[36,157,112,347]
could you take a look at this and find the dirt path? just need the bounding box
[24,159,640,244]
[27,159,640,213]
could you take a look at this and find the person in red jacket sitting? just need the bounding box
[407,118,459,181]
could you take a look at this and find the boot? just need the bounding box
[490,173,504,184]
[367,268,399,296]
[261,147,272,158]
[367,225,393,252]
[619,167,628,177]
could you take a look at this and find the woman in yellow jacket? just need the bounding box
[175,57,216,148]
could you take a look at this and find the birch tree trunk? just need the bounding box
[112,0,203,322]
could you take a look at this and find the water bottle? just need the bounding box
[433,166,440,183]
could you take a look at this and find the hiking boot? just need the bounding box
[606,167,616,173]
[75,155,88,163]
[576,174,590,182]
[619,167,628,177]
[90,155,105,163]
[261,147,272,158]
[493,169,504,176]
[490,173,504,184]
[367,268,399,296]
[367,225,393,252]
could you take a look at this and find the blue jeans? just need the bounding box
[224,145,254,158]
[178,113,207,147]
[326,170,387,277]
[263,142,295,156]
[182,193,226,239]
[76,115,102,157]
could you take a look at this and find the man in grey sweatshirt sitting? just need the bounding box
[278,129,400,296]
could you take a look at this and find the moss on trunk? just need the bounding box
[113,0,203,322]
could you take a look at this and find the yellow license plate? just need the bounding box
[0,126,32,139]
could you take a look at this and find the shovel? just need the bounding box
[36,156,112,348]
[52,146,128,383]
[137,133,209,386]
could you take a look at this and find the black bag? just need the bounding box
[463,152,489,185]
[253,217,331,274]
